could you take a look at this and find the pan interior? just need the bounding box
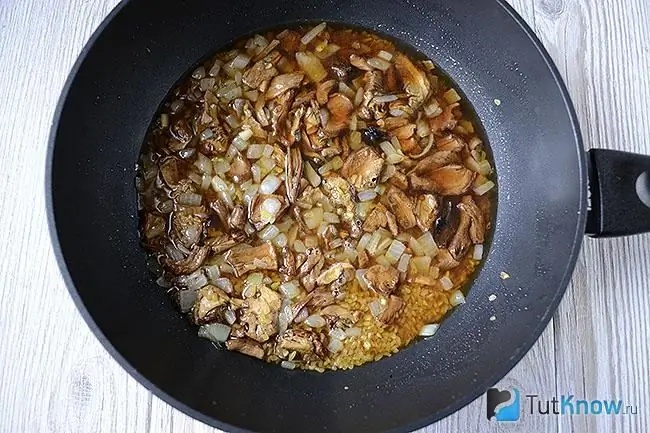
[48,1,586,432]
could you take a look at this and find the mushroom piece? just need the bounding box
[429,103,458,134]
[199,125,229,157]
[364,264,400,296]
[436,134,465,152]
[227,149,252,184]
[205,233,238,254]
[170,117,193,146]
[166,244,209,275]
[415,194,439,232]
[170,206,206,247]
[349,54,373,71]
[159,157,182,187]
[377,295,405,324]
[194,285,230,324]
[393,53,430,109]
[340,146,384,190]
[240,285,282,342]
[316,262,355,286]
[299,247,324,276]
[265,72,305,100]
[322,175,355,221]
[226,338,265,359]
[300,256,325,292]
[458,195,486,244]
[435,248,461,270]
[142,213,166,240]
[285,146,303,203]
[269,89,295,137]
[242,59,279,89]
[228,205,247,231]
[224,242,279,277]
[325,93,354,134]
[448,203,472,260]
[385,211,399,237]
[385,187,417,230]
[277,328,314,353]
[307,288,336,308]
[410,164,476,196]
[278,246,297,280]
[248,194,288,231]
[316,79,336,105]
[362,203,388,232]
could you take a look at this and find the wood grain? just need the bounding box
[0,0,648,432]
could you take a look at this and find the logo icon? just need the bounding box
[487,388,521,422]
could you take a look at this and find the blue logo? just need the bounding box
[487,388,521,422]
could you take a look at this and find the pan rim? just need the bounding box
[45,0,588,432]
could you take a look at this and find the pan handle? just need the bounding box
[586,149,650,237]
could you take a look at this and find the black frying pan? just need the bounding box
[46,0,650,432]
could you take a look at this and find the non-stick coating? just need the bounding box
[47,0,587,432]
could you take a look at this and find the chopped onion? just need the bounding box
[294,307,309,323]
[258,224,280,241]
[260,197,282,223]
[303,207,324,230]
[478,160,492,175]
[211,175,229,193]
[440,276,454,290]
[338,81,356,99]
[224,309,237,325]
[397,253,411,273]
[386,240,406,264]
[473,244,484,260]
[449,290,466,306]
[345,327,362,337]
[379,140,397,157]
[329,328,347,341]
[319,108,329,128]
[200,78,216,91]
[178,192,202,206]
[305,314,326,328]
[230,53,251,69]
[314,43,340,59]
[375,255,392,267]
[198,323,231,343]
[365,231,383,255]
[304,236,319,248]
[410,256,432,276]
[179,148,196,159]
[377,50,393,61]
[419,323,439,337]
[323,212,340,224]
[417,232,439,256]
[416,118,430,138]
[301,22,327,45]
[243,184,259,205]
[238,128,253,141]
[295,51,327,82]
[203,264,221,283]
[260,174,282,194]
[369,299,386,317]
[443,88,461,104]
[372,94,398,104]
[194,152,213,175]
[424,100,442,118]
[304,162,321,187]
[293,239,307,253]
[357,233,372,252]
[357,190,377,202]
[225,114,240,128]
[177,270,208,291]
[368,57,391,71]
[327,338,344,353]
[473,180,495,196]
[356,269,369,290]
[247,144,264,159]
[354,87,364,108]
[160,113,169,128]
[281,360,297,370]
[273,233,288,247]
[208,59,223,77]
[280,281,300,299]
[251,165,262,184]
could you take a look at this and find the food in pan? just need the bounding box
[136,23,495,371]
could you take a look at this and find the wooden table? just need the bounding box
[0,1,648,432]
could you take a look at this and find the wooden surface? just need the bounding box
[0,0,648,432]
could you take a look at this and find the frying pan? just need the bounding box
[46,0,650,432]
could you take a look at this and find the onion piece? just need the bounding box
[397,253,411,273]
[357,233,372,252]
[473,180,495,196]
[327,338,344,353]
[368,57,391,71]
[440,276,454,290]
[301,22,327,45]
[357,190,377,202]
[473,244,484,260]
[369,299,386,317]
[204,264,221,283]
[345,327,362,337]
[293,239,307,253]
[272,233,288,247]
[417,232,439,256]
[443,88,461,104]
[260,174,282,194]
[258,224,280,241]
[281,360,297,370]
[372,94,398,104]
[178,192,202,206]
[329,328,347,341]
[230,53,251,69]
[304,161,321,187]
[224,309,237,325]
[305,314,326,328]
[295,51,327,82]
[449,290,466,306]
[356,269,369,290]
[280,281,300,299]
[386,240,406,264]
[377,50,393,61]
[419,324,439,337]
[198,323,231,343]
